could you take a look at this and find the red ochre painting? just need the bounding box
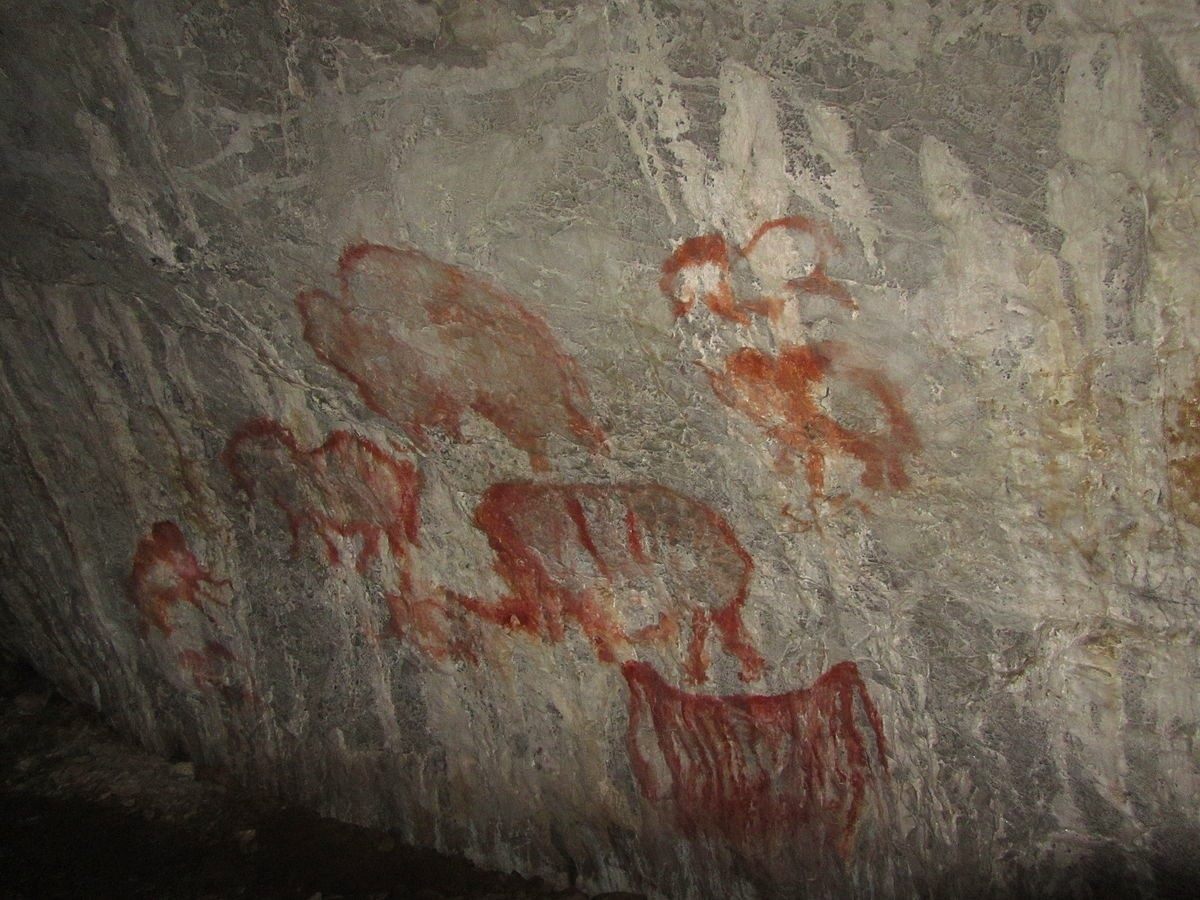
[662,219,920,502]
[1167,375,1200,528]
[214,425,890,859]
[456,481,765,684]
[222,418,421,573]
[215,225,894,864]
[296,243,607,471]
[660,215,857,325]
[129,521,229,637]
[623,658,888,861]
[129,521,242,697]
[704,341,920,498]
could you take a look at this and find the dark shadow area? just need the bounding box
[0,650,636,900]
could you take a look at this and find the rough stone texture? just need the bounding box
[1,1,1199,897]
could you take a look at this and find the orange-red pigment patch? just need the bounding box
[457,482,765,683]
[704,340,919,497]
[623,658,887,861]
[177,640,251,704]
[660,215,857,324]
[296,243,606,470]
[223,418,421,573]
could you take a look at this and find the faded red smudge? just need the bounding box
[385,576,478,665]
[660,215,857,324]
[296,243,606,471]
[623,658,887,860]
[222,418,421,573]
[177,641,251,704]
[129,521,228,637]
[660,233,745,322]
[459,482,765,683]
[704,340,919,498]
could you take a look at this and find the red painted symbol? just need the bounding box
[129,521,229,637]
[623,658,887,860]
[296,243,607,471]
[661,216,857,325]
[222,418,421,573]
[457,482,765,684]
[703,341,919,499]
[129,521,244,698]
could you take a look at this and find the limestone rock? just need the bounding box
[2,1,1199,896]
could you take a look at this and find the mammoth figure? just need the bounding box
[457,481,765,684]
[296,243,606,471]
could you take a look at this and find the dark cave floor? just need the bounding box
[0,652,637,900]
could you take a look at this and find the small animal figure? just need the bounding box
[223,418,421,573]
[129,521,228,636]
[661,216,857,325]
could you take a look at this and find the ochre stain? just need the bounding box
[129,521,228,637]
[1168,378,1200,527]
[659,233,746,322]
[622,658,888,861]
[295,243,606,471]
[222,418,421,573]
[456,481,765,684]
[704,341,920,498]
[660,215,858,324]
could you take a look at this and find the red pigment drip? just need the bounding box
[129,521,228,637]
[705,341,920,497]
[295,243,606,470]
[661,215,858,323]
[457,482,765,683]
[222,418,421,573]
[622,658,888,860]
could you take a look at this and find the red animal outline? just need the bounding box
[296,243,607,471]
[129,521,247,698]
[222,418,421,573]
[455,481,765,684]
[129,520,229,637]
[703,340,919,499]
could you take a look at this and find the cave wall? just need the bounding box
[2,1,1200,896]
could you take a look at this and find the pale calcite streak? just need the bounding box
[75,110,181,266]
[791,99,882,269]
[604,1,696,226]
[607,15,883,308]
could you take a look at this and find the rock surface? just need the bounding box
[1,1,1199,896]
[0,651,605,899]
